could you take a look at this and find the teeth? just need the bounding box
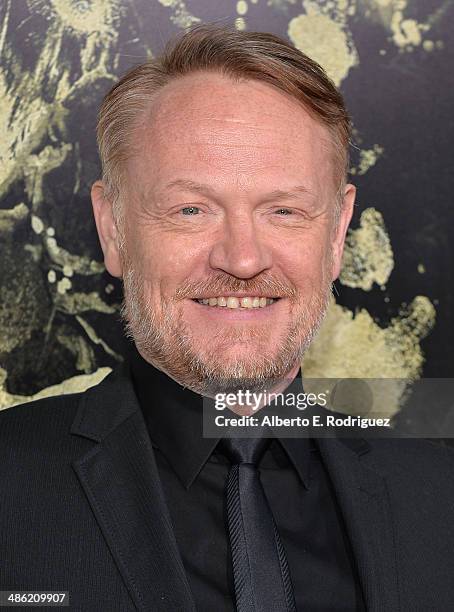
[240,297,252,308]
[196,296,278,308]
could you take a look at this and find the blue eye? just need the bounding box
[181,206,200,215]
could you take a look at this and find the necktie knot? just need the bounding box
[220,436,271,466]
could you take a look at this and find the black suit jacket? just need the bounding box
[1,360,454,611]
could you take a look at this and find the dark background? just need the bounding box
[0,0,452,409]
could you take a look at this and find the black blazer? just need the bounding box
[1,361,454,611]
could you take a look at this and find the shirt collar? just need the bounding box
[128,342,219,489]
[127,342,314,490]
[279,437,313,489]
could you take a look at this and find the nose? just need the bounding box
[208,212,273,278]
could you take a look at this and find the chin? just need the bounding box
[215,353,268,372]
[200,341,277,363]
[204,351,280,378]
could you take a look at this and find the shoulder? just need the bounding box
[0,391,83,434]
[0,392,88,467]
[0,364,126,436]
[0,362,133,462]
[366,436,454,469]
[0,391,82,423]
[363,437,454,500]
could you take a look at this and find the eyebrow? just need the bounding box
[163,179,315,202]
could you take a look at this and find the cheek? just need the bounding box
[128,231,206,302]
[278,236,330,283]
[126,227,171,277]
[155,230,213,283]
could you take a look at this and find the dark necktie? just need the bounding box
[220,437,297,612]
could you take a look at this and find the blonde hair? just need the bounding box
[96,23,352,230]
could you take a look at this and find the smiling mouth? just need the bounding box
[192,297,281,309]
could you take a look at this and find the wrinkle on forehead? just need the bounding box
[126,72,336,200]
[137,72,332,148]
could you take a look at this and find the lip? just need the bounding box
[188,297,283,320]
[192,293,282,299]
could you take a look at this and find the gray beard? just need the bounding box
[119,251,333,397]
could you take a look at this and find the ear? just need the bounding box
[91,180,123,279]
[331,183,356,281]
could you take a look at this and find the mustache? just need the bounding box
[174,273,297,300]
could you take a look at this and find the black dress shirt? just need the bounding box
[128,344,365,611]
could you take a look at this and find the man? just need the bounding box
[1,24,453,612]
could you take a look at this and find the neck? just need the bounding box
[134,345,302,415]
[225,360,302,417]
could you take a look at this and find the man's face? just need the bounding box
[93,72,355,395]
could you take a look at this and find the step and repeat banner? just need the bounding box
[0,0,452,417]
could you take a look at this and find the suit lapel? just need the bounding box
[69,362,400,611]
[315,437,400,612]
[70,363,196,612]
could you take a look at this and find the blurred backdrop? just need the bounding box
[0,0,453,411]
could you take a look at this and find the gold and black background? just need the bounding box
[0,0,453,416]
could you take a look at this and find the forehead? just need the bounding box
[127,72,335,197]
